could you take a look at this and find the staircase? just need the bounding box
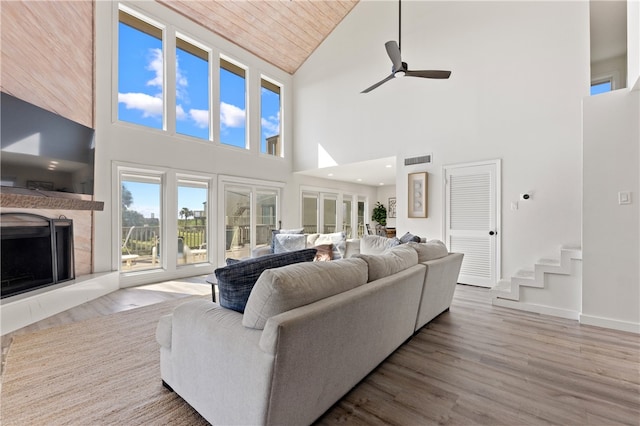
[491,246,583,319]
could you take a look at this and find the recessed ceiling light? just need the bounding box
[385,164,392,168]
[379,183,384,186]
[328,173,334,177]
[356,178,362,182]
[50,161,59,165]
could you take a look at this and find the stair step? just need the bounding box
[514,269,535,279]
[537,258,561,267]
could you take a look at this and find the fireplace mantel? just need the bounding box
[0,187,104,211]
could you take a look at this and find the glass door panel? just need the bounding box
[256,190,277,248]
[177,180,209,264]
[120,176,162,271]
[225,187,251,259]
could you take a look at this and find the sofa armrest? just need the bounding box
[415,252,464,330]
[164,300,275,425]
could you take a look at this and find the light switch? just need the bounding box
[618,191,631,205]
[511,202,518,211]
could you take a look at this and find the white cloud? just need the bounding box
[261,116,280,137]
[176,54,189,101]
[146,48,163,89]
[118,92,163,117]
[176,104,187,120]
[220,102,245,128]
[189,109,209,128]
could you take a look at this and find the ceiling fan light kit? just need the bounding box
[362,0,451,93]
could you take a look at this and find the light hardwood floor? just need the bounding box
[2,279,639,425]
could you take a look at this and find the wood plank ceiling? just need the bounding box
[158,0,359,75]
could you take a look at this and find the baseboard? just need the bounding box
[1,271,119,335]
[492,298,580,320]
[579,314,640,334]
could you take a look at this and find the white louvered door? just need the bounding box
[444,161,500,287]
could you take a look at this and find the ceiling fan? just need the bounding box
[361,0,451,94]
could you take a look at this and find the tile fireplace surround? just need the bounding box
[1,187,118,335]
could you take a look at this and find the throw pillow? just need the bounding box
[399,231,421,244]
[243,258,368,330]
[360,234,400,255]
[273,233,307,254]
[214,248,317,313]
[313,244,333,261]
[270,228,305,253]
[406,239,449,262]
[314,232,347,259]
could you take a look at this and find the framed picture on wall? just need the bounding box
[408,172,427,218]
[388,197,397,218]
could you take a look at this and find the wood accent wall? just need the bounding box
[1,0,94,128]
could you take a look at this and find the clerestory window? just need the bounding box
[118,8,164,130]
[220,58,247,149]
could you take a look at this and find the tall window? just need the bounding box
[357,198,366,237]
[343,197,353,238]
[302,193,318,234]
[177,179,209,264]
[322,195,337,234]
[120,173,162,271]
[256,190,278,247]
[224,186,251,258]
[118,9,164,129]
[261,77,282,156]
[176,37,210,140]
[220,58,247,148]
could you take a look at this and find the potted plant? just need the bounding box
[371,202,387,227]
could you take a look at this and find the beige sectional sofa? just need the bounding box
[156,240,463,425]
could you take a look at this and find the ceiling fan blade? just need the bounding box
[385,41,403,72]
[361,74,395,93]
[404,70,452,79]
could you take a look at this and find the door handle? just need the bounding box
[489,230,497,236]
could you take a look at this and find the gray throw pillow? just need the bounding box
[270,228,305,253]
[214,248,317,313]
[399,231,421,244]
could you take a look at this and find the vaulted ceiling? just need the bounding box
[158,0,359,74]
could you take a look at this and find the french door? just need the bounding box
[444,160,500,287]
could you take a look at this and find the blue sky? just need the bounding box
[118,20,280,217]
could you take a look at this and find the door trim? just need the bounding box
[442,159,501,286]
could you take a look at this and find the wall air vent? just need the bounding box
[404,154,432,166]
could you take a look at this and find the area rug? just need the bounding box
[1,297,210,425]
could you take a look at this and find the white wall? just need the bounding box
[582,89,640,333]
[293,1,589,279]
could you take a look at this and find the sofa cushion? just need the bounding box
[407,240,449,262]
[399,231,421,244]
[354,244,418,282]
[360,234,400,255]
[273,233,307,254]
[243,258,368,330]
[215,248,317,313]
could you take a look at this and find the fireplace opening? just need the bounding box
[1,213,74,299]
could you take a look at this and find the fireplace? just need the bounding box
[1,213,74,299]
